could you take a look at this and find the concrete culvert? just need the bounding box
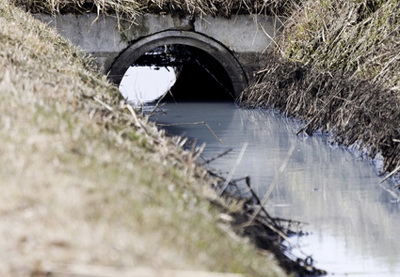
[108,30,248,102]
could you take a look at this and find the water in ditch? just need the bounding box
[149,101,400,277]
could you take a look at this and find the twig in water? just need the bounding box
[248,143,295,223]
[148,101,166,117]
[148,86,175,117]
[200,148,233,166]
[231,176,249,183]
[255,215,291,242]
[380,165,400,184]
[244,176,272,218]
[379,181,400,201]
[158,121,223,143]
[219,143,248,196]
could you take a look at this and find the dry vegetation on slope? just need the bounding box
[0,2,289,276]
[241,0,400,176]
[13,0,299,18]
[283,0,399,89]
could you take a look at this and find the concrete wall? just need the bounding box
[34,13,282,88]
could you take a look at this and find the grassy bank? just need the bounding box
[13,0,299,18]
[0,2,290,276]
[240,0,399,177]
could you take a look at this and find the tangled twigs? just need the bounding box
[212,168,326,276]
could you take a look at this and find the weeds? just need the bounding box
[0,1,289,276]
[240,0,400,176]
[12,0,300,19]
[240,52,400,174]
[281,0,399,89]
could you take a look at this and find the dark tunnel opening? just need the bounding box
[132,44,236,103]
[166,46,235,102]
[109,30,249,103]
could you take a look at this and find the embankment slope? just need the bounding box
[241,0,399,177]
[0,2,287,276]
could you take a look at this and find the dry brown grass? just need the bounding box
[282,0,399,90]
[240,0,400,177]
[12,0,300,19]
[241,53,400,173]
[0,1,289,276]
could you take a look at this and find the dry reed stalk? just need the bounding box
[248,143,295,223]
[12,0,301,19]
[200,148,233,165]
[241,0,400,177]
[281,0,399,91]
[157,121,223,142]
[219,142,248,196]
[241,52,400,174]
[0,2,293,276]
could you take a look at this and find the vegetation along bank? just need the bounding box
[4,0,398,276]
[22,0,397,180]
[0,1,313,276]
[13,0,299,18]
[240,0,400,180]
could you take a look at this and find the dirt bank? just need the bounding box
[0,2,291,276]
[240,0,399,179]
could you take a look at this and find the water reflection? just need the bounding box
[151,102,400,277]
[119,66,176,104]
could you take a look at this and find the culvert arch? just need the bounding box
[107,30,248,99]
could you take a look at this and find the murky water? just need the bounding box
[151,102,400,277]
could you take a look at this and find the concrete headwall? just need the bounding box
[34,13,282,93]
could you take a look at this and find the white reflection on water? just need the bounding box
[119,66,176,104]
[151,102,400,277]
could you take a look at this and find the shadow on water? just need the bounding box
[150,102,400,277]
